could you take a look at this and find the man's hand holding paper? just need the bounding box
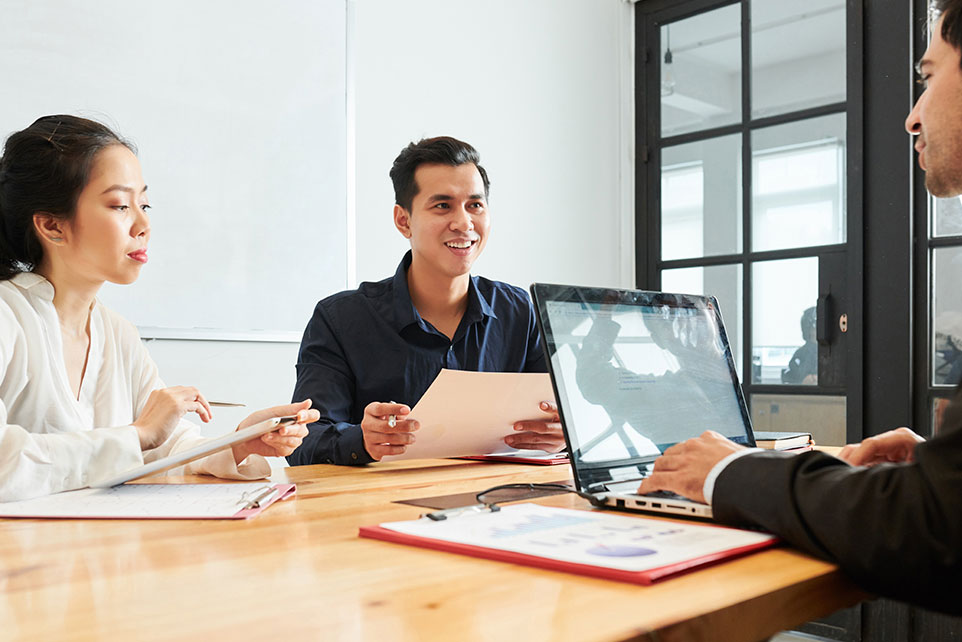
[505,401,566,453]
[378,370,559,462]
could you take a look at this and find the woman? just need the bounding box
[0,115,317,502]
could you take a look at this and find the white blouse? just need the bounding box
[0,273,269,502]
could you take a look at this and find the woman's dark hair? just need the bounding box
[389,136,490,212]
[0,115,134,280]
[935,0,962,67]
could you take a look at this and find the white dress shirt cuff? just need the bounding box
[703,448,762,506]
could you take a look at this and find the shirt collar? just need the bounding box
[10,271,55,301]
[390,251,498,334]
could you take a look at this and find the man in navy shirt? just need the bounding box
[289,137,563,465]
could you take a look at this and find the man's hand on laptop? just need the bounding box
[505,401,566,453]
[637,431,746,504]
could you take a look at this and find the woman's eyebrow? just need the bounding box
[100,184,148,195]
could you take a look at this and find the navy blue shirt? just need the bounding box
[288,251,547,466]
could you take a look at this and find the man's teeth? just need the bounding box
[445,240,474,249]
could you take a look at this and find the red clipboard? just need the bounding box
[359,519,778,585]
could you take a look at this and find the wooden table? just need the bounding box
[0,459,865,641]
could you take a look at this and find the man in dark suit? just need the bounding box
[639,0,962,616]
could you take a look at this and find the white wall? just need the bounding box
[145,0,636,446]
[353,0,635,289]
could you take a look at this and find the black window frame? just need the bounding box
[635,0,864,444]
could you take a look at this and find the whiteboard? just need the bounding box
[0,0,347,340]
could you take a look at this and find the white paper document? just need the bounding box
[0,483,277,519]
[381,503,776,572]
[380,369,556,461]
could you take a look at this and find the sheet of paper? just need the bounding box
[379,503,776,572]
[0,483,278,519]
[380,369,556,461]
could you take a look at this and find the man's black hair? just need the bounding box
[389,136,490,212]
[934,0,962,68]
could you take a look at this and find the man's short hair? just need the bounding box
[934,0,962,67]
[389,136,490,212]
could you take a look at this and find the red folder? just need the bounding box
[359,521,778,585]
[458,453,569,465]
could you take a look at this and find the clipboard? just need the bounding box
[0,483,296,520]
[359,503,778,585]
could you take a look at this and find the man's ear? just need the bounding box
[393,204,412,239]
[32,212,68,246]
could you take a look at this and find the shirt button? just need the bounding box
[351,452,358,460]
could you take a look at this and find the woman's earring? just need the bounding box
[49,237,62,243]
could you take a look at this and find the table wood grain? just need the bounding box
[0,459,865,641]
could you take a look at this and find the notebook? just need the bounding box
[530,284,757,519]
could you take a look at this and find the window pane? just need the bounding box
[932,195,962,237]
[751,394,846,446]
[662,135,742,260]
[751,114,846,252]
[932,246,962,386]
[661,4,741,138]
[752,257,818,384]
[661,263,743,380]
[751,0,846,119]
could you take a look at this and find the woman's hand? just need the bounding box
[230,400,319,463]
[133,386,213,450]
[504,401,567,453]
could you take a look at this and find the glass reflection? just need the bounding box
[751,0,846,118]
[661,5,741,137]
[932,195,962,237]
[751,257,818,384]
[932,246,962,386]
[543,295,748,468]
[661,263,743,379]
[662,135,742,260]
[752,114,846,252]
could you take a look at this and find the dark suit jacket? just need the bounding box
[713,390,962,615]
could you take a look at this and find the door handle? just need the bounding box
[817,294,833,345]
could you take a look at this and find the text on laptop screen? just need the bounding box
[542,297,751,470]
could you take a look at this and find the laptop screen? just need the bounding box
[531,284,754,492]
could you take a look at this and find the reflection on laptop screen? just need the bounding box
[540,292,752,475]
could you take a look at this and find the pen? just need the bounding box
[241,486,279,510]
[209,401,246,407]
[388,400,398,428]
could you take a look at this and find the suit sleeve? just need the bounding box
[712,397,962,615]
[288,303,372,466]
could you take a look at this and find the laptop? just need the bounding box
[530,283,756,519]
